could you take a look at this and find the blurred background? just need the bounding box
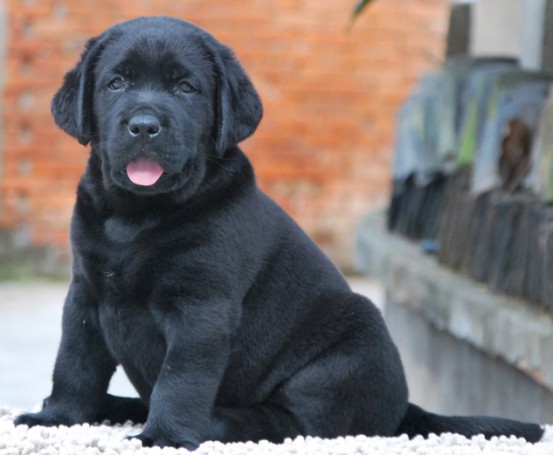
[0,0,449,271]
[0,0,552,428]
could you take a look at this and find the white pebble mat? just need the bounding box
[1,407,551,455]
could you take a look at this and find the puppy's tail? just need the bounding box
[396,403,544,442]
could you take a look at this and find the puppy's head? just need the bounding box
[52,16,262,195]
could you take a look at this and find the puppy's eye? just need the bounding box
[108,77,125,91]
[177,81,195,94]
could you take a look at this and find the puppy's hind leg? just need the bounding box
[96,394,148,424]
[208,296,409,444]
[209,404,302,444]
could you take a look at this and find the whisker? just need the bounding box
[203,155,227,170]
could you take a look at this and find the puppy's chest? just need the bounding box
[81,233,164,359]
[98,300,161,351]
[98,298,166,389]
[88,255,161,355]
[81,217,164,297]
[83,251,152,305]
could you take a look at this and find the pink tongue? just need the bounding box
[126,157,164,186]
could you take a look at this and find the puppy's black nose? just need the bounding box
[128,115,161,138]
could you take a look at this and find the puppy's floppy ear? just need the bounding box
[214,45,263,155]
[51,34,108,146]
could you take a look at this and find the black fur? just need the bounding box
[15,17,544,449]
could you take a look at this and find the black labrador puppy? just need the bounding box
[15,17,543,450]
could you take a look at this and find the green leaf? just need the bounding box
[352,0,376,20]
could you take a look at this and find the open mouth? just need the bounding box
[126,156,165,186]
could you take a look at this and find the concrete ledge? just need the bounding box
[355,212,553,391]
[0,229,70,280]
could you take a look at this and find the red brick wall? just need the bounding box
[0,0,449,267]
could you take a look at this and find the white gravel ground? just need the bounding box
[0,407,551,455]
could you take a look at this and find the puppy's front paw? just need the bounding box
[14,412,67,428]
[129,432,199,451]
[15,404,90,428]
